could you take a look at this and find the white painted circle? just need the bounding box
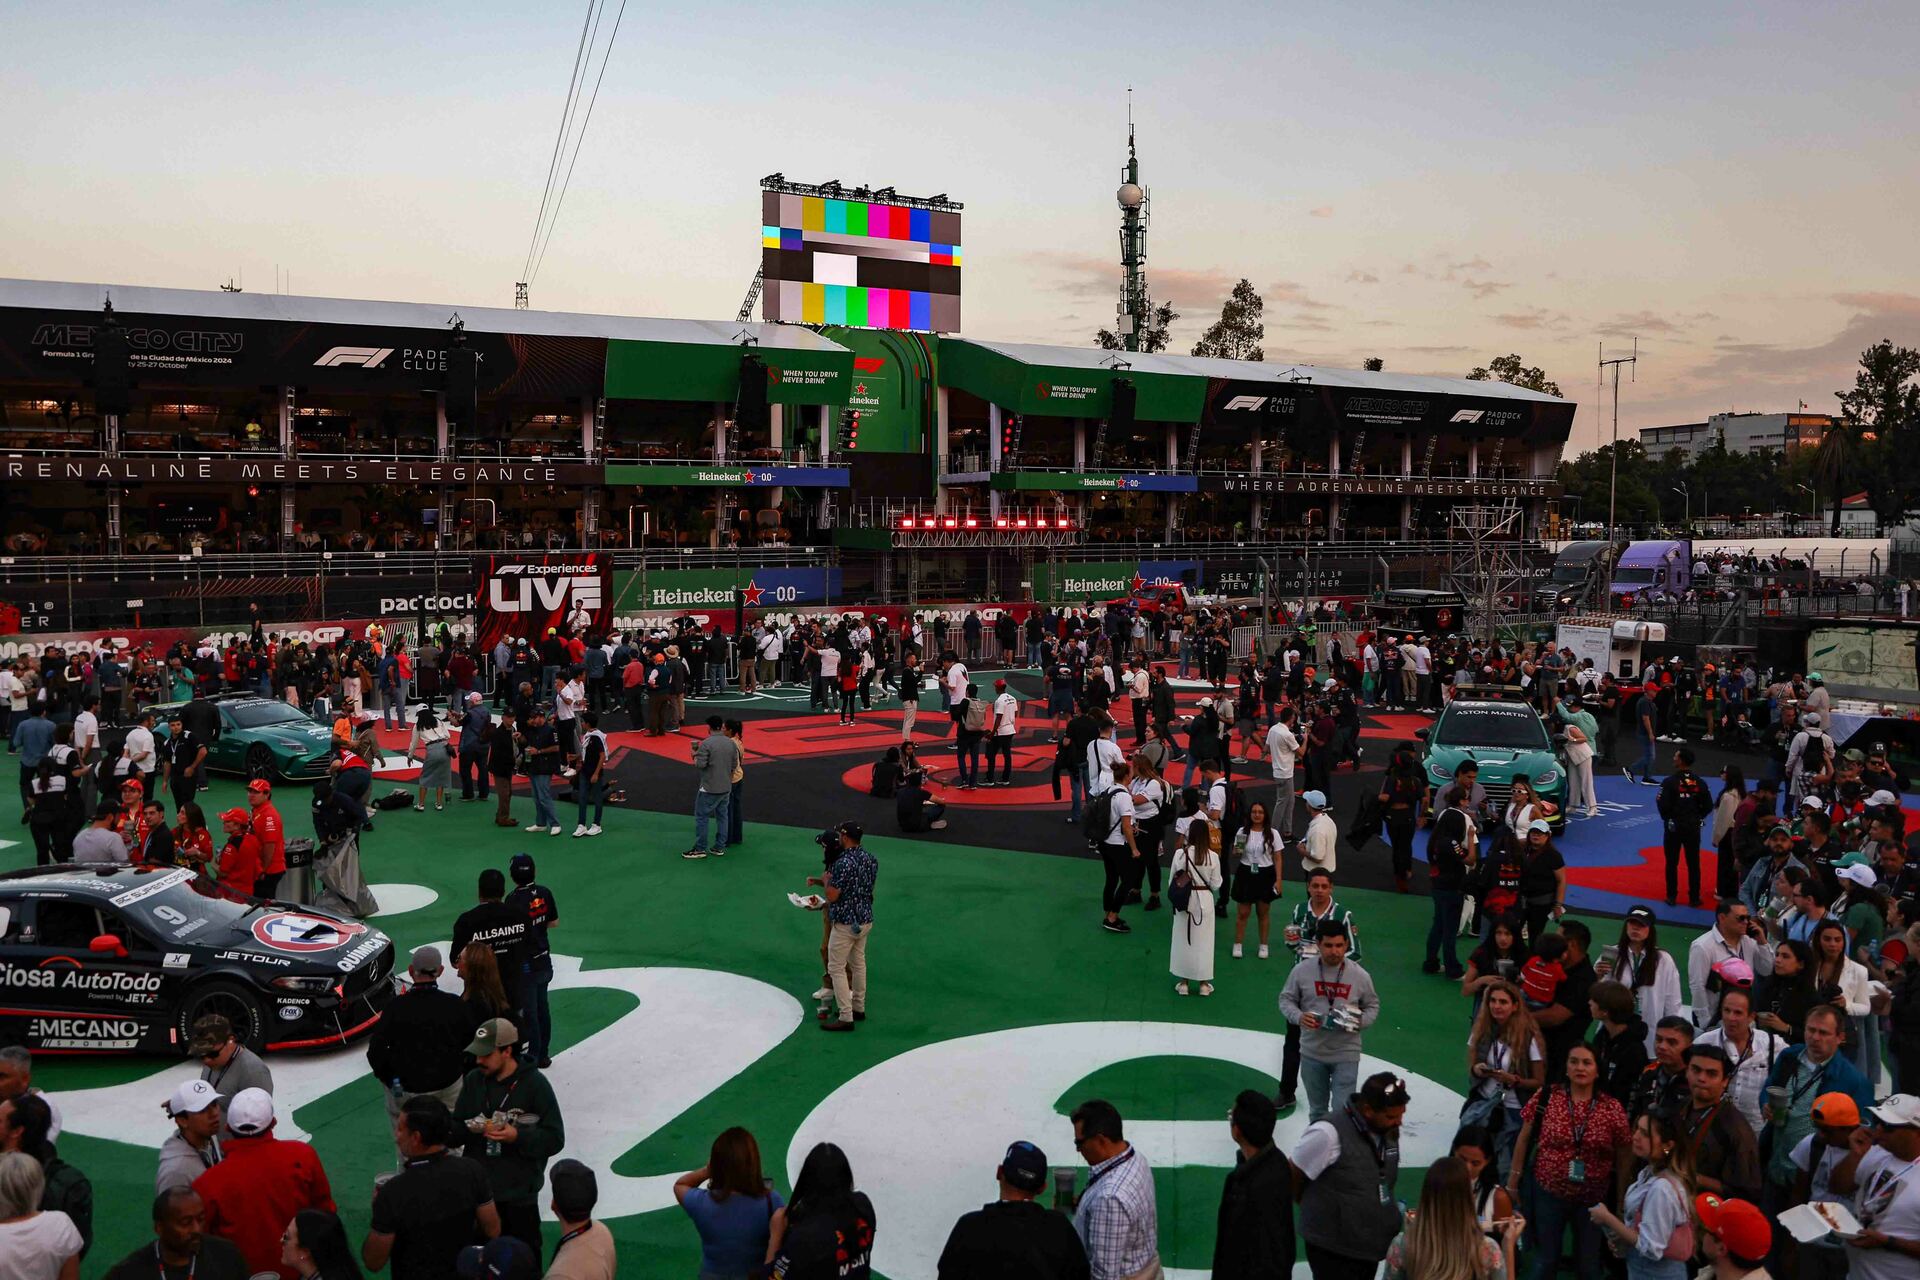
[368,883,439,917]
[787,1022,1464,1280]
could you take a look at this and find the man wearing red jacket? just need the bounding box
[215,808,262,892]
[245,779,286,898]
[194,1087,335,1280]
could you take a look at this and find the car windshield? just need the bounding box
[1614,567,1656,585]
[1550,564,1589,582]
[1435,705,1550,750]
[226,701,314,730]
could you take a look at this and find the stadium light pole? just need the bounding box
[1599,338,1638,547]
[1671,485,1689,529]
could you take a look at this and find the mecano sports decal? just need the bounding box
[251,911,368,954]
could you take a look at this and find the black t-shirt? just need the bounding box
[1518,843,1565,899]
[1547,958,1598,1074]
[103,1239,252,1280]
[451,900,530,998]
[773,1192,877,1280]
[522,724,559,775]
[504,882,559,960]
[896,783,931,832]
[370,1152,496,1280]
[937,1198,1090,1280]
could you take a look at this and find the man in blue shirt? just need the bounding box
[810,822,876,1033]
[12,703,55,808]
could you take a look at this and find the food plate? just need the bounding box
[1780,1201,1862,1243]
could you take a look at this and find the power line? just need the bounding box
[529,0,627,287]
[521,0,600,286]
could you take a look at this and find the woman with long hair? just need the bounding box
[407,706,451,812]
[1508,1041,1631,1280]
[281,1208,363,1280]
[1589,1112,1696,1280]
[1426,805,1479,979]
[675,1126,783,1280]
[1379,742,1428,893]
[1449,1126,1516,1231]
[1230,800,1282,958]
[1594,907,1684,1051]
[766,1143,875,1278]
[1462,980,1545,1176]
[172,801,214,872]
[1754,938,1817,1043]
[1502,779,1543,850]
[1710,765,1747,902]
[1808,916,1873,1070]
[1128,748,1176,910]
[1461,918,1529,1008]
[457,943,511,1026]
[1169,820,1222,998]
[1383,1156,1520,1280]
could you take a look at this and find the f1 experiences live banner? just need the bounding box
[476,554,613,650]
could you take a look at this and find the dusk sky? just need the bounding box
[5,0,1916,451]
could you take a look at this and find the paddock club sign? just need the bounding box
[0,457,603,486]
[1199,473,1557,498]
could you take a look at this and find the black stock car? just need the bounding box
[0,865,395,1055]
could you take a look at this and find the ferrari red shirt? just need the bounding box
[250,802,286,874]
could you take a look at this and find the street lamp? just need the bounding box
[1796,482,1815,519]
[1671,485,1690,529]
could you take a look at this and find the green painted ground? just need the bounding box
[1,768,1610,1275]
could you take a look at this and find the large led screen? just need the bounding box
[761,189,961,332]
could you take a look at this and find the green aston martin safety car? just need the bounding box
[1417,687,1567,827]
[146,695,338,783]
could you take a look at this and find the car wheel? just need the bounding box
[179,980,268,1053]
[245,744,277,782]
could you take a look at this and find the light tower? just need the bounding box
[1115,94,1150,352]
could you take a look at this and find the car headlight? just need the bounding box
[272,975,334,992]
[1536,769,1561,786]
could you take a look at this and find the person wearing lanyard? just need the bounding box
[1290,1072,1408,1280]
[1761,1005,1873,1203]
[544,1160,616,1280]
[1508,1042,1630,1280]
[1677,1045,1762,1204]
[1068,1099,1159,1280]
[97,1187,251,1280]
[452,1019,565,1258]
[1278,922,1381,1125]
[1695,989,1784,1137]
[1829,1093,1920,1276]
[1789,1092,1862,1279]
[1688,900,1775,1028]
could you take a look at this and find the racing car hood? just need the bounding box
[259,721,335,751]
[1426,745,1557,780]
[217,908,391,973]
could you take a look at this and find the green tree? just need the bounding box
[1466,354,1563,397]
[1812,425,1856,535]
[1095,301,1178,353]
[1835,339,1920,529]
[1189,279,1265,361]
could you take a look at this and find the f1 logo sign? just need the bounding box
[488,571,603,614]
[1449,409,1485,424]
[313,346,394,369]
[1223,395,1268,411]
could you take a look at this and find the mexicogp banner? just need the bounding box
[611,567,843,615]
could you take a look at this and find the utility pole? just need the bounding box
[1600,337,1638,546]
[1115,89,1150,352]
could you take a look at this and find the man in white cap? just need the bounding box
[1297,790,1337,877]
[157,1079,225,1192]
[193,1087,335,1278]
[1830,1092,1920,1271]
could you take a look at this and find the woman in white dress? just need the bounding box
[1171,821,1222,996]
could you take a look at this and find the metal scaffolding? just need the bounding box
[1446,501,1549,640]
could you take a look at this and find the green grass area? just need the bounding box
[1,767,1615,1275]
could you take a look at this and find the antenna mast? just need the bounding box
[1599,336,1639,548]
[1115,88,1151,353]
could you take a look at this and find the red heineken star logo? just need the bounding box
[1130,576,1147,593]
[741,580,765,606]
[854,383,868,395]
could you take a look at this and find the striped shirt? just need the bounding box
[1074,1145,1157,1280]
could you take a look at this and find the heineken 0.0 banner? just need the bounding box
[1031,559,1200,602]
[611,567,843,615]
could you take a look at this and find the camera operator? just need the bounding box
[807,822,876,1033]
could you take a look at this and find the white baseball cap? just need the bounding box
[1871,1094,1920,1128]
[226,1087,275,1136]
[1839,863,1879,889]
[167,1079,221,1117]
[1869,790,1900,808]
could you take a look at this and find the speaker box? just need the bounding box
[737,353,769,434]
[93,321,131,416]
[446,348,479,429]
[1109,377,1137,436]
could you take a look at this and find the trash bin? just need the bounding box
[282,838,316,905]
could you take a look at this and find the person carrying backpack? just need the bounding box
[1656,745,1712,908]
[955,683,989,789]
[1091,759,1143,934]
